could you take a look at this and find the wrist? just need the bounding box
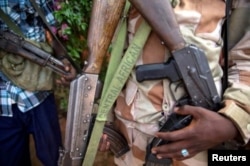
[218,100,250,145]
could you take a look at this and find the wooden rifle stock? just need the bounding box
[129,0,185,51]
[85,0,126,74]
[60,0,129,166]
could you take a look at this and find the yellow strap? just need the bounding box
[82,16,151,166]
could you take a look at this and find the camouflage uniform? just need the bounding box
[113,0,250,165]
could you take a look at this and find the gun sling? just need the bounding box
[0,9,24,37]
[100,1,131,97]
[86,0,242,165]
[82,7,152,166]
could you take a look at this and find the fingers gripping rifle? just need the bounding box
[60,0,129,165]
[0,30,68,75]
[136,45,221,165]
[129,0,221,165]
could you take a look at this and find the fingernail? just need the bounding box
[157,155,162,159]
[173,107,178,112]
[151,149,156,154]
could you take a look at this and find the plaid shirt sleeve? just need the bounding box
[0,0,56,116]
[0,0,56,41]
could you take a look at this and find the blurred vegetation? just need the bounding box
[54,0,93,67]
[53,0,93,113]
[53,0,110,113]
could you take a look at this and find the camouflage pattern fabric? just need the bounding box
[113,0,250,165]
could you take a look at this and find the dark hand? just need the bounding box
[151,105,238,160]
[98,134,110,152]
[56,58,77,86]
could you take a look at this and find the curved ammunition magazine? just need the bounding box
[103,124,130,157]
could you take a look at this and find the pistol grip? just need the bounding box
[145,114,192,165]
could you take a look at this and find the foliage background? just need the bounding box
[54,0,93,67]
[53,0,93,112]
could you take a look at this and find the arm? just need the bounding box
[129,0,249,162]
[129,0,185,51]
[136,41,222,165]
[219,0,250,145]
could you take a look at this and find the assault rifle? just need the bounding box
[59,0,130,165]
[129,0,222,165]
[136,44,221,165]
[60,75,129,166]
[136,44,221,110]
[0,30,68,76]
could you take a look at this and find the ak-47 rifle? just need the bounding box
[129,0,222,165]
[59,0,129,166]
[0,30,68,76]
